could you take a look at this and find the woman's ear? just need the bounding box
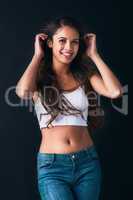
[47,39,53,48]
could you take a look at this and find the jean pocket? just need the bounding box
[37,154,55,169]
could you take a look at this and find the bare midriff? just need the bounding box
[39,125,94,154]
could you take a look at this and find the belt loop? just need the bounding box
[53,153,56,162]
[85,148,89,157]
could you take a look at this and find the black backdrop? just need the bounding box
[0,0,129,200]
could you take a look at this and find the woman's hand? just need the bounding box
[34,33,48,59]
[84,33,98,58]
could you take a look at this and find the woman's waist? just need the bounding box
[39,126,93,153]
[41,125,90,140]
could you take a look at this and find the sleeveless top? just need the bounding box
[33,84,89,129]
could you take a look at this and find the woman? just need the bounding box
[16,16,122,200]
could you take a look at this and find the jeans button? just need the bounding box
[72,155,75,159]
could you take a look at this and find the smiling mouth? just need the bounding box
[60,52,73,58]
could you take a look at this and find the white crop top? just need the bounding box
[34,85,89,129]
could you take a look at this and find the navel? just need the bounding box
[66,139,71,145]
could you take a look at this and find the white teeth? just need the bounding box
[61,53,72,56]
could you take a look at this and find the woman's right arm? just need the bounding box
[15,33,48,99]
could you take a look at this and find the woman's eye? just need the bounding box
[73,41,79,44]
[59,39,66,43]
[59,39,79,45]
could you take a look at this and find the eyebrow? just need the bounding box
[58,37,79,40]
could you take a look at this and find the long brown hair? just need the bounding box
[35,16,104,131]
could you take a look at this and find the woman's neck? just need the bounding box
[52,57,70,76]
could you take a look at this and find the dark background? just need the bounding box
[0,0,130,200]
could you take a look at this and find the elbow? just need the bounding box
[15,87,33,100]
[110,88,123,99]
[15,88,26,100]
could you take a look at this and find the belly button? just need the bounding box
[66,139,71,144]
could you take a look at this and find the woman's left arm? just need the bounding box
[84,33,123,99]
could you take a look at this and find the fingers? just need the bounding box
[84,33,96,40]
[35,33,48,41]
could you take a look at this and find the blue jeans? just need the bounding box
[37,145,102,200]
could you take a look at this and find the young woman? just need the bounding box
[16,16,122,200]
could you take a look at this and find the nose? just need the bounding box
[65,41,73,51]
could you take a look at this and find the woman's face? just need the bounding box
[48,26,80,65]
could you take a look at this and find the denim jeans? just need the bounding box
[37,145,102,200]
